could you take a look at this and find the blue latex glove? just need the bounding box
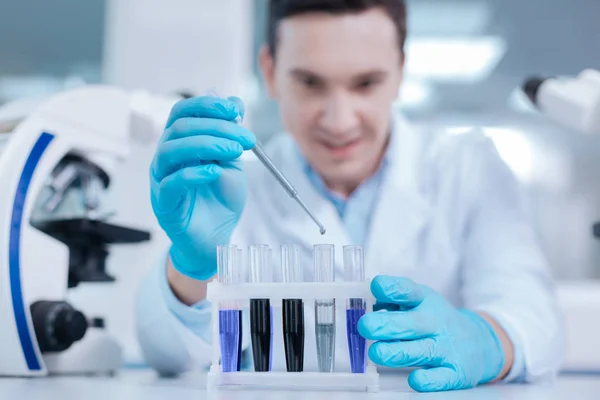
[358,275,505,392]
[150,95,256,280]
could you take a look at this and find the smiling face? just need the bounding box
[260,7,404,195]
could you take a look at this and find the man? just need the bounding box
[137,0,563,392]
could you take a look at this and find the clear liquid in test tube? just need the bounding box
[344,245,367,373]
[313,244,336,373]
[217,245,244,372]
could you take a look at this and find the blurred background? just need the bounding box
[0,0,599,368]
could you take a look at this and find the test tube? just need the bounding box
[313,244,336,373]
[217,245,244,373]
[249,245,274,372]
[235,247,244,371]
[343,245,366,373]
[281,245,305,372]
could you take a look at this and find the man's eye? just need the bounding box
[356,80,376,90]
[303,77,321,88]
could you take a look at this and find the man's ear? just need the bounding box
[395,52,406,99]
[259,44,277,99]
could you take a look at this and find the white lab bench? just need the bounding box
[1,370,600,400]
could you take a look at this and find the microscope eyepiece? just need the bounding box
[523,76,547,105]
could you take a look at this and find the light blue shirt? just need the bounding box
[298,146,389,247]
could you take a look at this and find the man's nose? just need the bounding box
[320,93,359,136]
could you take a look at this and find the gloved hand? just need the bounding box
[358,275,506,392]
[150,95,256,280]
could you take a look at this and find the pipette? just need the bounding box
[252,144,326,235]
[205,89,326,235]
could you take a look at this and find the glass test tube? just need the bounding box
[281,245,305,372]
[313,244,336,373]
[249,245,274,372]
[344,245,367,373]
[217,245,244,373]
[236,247,244,371]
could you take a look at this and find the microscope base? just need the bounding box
[43,328,122,376]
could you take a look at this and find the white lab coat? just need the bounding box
[135,113,563,381]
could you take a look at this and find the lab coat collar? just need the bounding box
[266,110,431,277]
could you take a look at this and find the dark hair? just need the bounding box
[267,0,407,57]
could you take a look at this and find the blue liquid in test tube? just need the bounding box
[217,245,243,372]
[344,245,367,373]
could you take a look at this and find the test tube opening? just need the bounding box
[313,244,335,283]
[343,245,367,374]
[249,245,274,284]
[281,244,303,283]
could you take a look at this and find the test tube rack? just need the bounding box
[206,281,380,392]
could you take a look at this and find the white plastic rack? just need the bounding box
[206,281,380,392]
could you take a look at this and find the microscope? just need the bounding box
[523,69,600,240]
[0,85,175,377]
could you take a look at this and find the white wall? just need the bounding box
[103,0,254,98]
[69,0,254,364]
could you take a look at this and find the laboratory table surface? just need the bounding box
[1,370,600,400]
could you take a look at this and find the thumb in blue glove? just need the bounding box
[358,275,506,392]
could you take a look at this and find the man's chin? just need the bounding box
[319,165,366,186]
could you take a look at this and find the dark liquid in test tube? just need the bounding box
[249,245,274,372]
[281,245,305,372]
[250,299,272,371]
[282,298,304,372]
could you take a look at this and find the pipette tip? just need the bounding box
[320,228,326,235]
